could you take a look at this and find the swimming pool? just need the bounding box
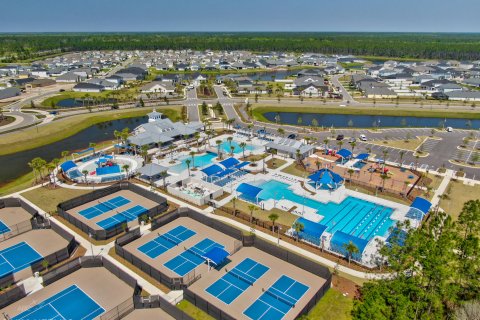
[257,180,395,240]
[169,152,217,174]
[219,140,258,154]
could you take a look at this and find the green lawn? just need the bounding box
[0,172,35,197]
[439,180,480,220]
[223,198,298,226]
[281,163,308,178]
[305,289,353,320]
[266,158,287,169]
[0,106,182,156]
[21,187,90,214]
[177,300,214,320]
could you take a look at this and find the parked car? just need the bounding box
[446,127,453,132]
[348,137,356,143]
[359,134,367,141]
[336,134,344,141]
[287,133,296,139]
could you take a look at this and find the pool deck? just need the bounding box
[188,246,326,320]
[66,189,158,232]
[2,267,133,318]
[123,217,236,279]
[0,207,32,228]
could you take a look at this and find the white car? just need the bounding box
[359,134,367,141]
[446,127,453,132]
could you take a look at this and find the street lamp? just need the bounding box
[277,226,282,245]
[88,232,94,257]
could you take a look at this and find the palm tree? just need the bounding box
[399,150,406,168]
[46,163,55,185]
[382,149,389,170]
[268,213,279,235]
[61,151,69,163]
[247,124,253,140]
[343,241,359,264]
[51,158,60,187]
[89,142,97,155]
[230,145,235,157]
[315,160,321,171]
[323,138,329,151]
[189,151,196,168]
[194,132,201,148]
[380,173,390,191]
[350,141,356,154]
[292,221,304,242]
[337,140,343,150]
[160,171,168,189]
[277,128,285,137]
[82,170,89,183]
[28,159,39,183]
[247,204,257,223]
[295,149,301,164]
[185,159,191,176]
[239,142,247,159]
[348,168,355,184]
[141,145,149,162]
[215,140,223,159]
[227,136,233,150]
[122,164,130,180]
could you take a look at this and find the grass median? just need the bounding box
[251,105,480,123]
[0,106,182,156]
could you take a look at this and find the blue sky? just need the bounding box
[2,0,479,33]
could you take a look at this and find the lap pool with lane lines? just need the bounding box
[257,180,395,240]
[244,275,309,320]
[0,242,43,278]
[206,258,270,305]
[138,225,196,259]
[12,284,105,320]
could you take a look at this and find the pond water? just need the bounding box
[56,98,117,108]
[263,112,479,129]
[0,116,146,185]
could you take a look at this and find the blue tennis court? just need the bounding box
[138,226,196,259]
[12,284,105,320]
[244,275,309,320]
[0,220,10,234]
[206,258,270,304]
[78,196,130,220]
[164,238,224,276]
[0,242,43,278]
[96,205,148,230]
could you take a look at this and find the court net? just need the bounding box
[98,200,116,210]
[263,287,296,307]
[160,233,181,246]
[227,268,255,286]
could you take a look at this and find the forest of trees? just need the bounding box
[1,32,480,62]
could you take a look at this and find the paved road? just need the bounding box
[184,87,200,122]
[213,85,238,120]
[331,74,356,103]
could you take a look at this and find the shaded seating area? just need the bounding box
[137,163,168,182]
[406,197,432,221]
[308,169,344,190]
[236,183,263,204]
[336,148,353,163]
[201,158,250,186]
[60,160,82,180]
[293,217,328,246]
[329,231,369,262]
[203,246,230,268]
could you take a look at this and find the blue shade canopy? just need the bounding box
[219,157,240,168]
[336,148,352,159]
[330,231,369,261]
[410,197,432,214]
[294,217,328,246]
[60,160,77,172]
[204,246,230,266]
[201,164,223,176]
[215,168,235,178]
[308,169,344,184]
[235,162,250,169]
[356,153,369,160]
[236,183,263,199]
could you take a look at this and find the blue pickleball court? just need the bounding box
[138,225,196,259]
[12,284,105,320]
[206,258,270,304]
[0,242,43,278]
[78,196,131,220]
[96,205,148,230]
[243,275,309,320]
